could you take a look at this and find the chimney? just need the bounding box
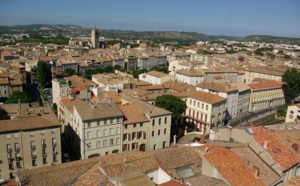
[200,135,206,144]
[253,166,260,178]
[264,141,268,149]
[173,135,177,145]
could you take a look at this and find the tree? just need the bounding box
[114,64,122,71]
[63,68,76,77]
[282,68,300,102]
[5,91,29,104]
[132,69,148,78]
[37,61,52,86]
[155,94,187,122]
[104,65,114,73]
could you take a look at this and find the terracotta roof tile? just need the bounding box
[247,80,282,89]
[118,103,149,124]
[146,70,168,78]
[284,176,300,186]
[203,145,266,186]
[251,127,299,171]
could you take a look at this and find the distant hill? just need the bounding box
[239,35,300,45]
[0,24,299,45]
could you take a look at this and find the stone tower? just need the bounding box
[91,28,99,48]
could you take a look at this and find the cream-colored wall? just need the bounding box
[0,127,61,180]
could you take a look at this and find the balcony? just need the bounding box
[31,145,36,150]
[31,155,37,159]
[7,148,12,153]
[53,151,58,155]
[42,144,47,148]
[16,156,22,161]
[9,166,14,170]
[52,142,57,146]
[43,153,47,157]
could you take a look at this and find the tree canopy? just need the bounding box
[155,94,187,121]
[282,68,300,102]
[63,68,76,77]
[37,61,52,85]
[5,91,29,104]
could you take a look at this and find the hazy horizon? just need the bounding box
[1,0,299,38]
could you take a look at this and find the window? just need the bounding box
[163,141,166,148]
[109,139,113,146]
[103,140,107,147]
[96,141,101,148]
[190,100,192,104]
[159,118,161,125]
[52,138,57,146]
[7,144,12,153]
[87,122,91,128]
[51,129,56,134]
[97,121,100,126]
[104,129,108,136]
[41,139,46,148]
[133,124,137,128]
[6,133,11,139]
[206,105,208,110]
[194,101,196,106]
[116,138,120,145]
[132,132,136,140]
[125,125,128,129]
[116,127,120,134]
[87,131,92,139]
[132,142,138,150]
[30,141,36,150]
[15,143,20,152]
[43,158,47,164]
[165,117,167,124]
[202,103,204,109]
[110,119,113,124]
[32,160,37,166]
[152,119,155,126]
[197,102,200,107]
[123,144,129,151]
[87,143,91,150]
[110,128,114,135]
[104,120,107,125]
[30,131,34,137]
[164,128,167,134]
[152,131,154,137]
[140,123,143,127]
[14,133,19,138]
[176,167,195,179]
[97,130,101,137]
[123,133,128,141]
[41,130,45,135]
[158,130,161,136]
[153,144,156,150]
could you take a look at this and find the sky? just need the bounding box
[1,0,300,38]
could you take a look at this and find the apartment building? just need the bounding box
[52,75,98,107]
[0,107,61,180]
[119,94,172,151]
[175,69,204,86]
[203,69,239,83]
[137,91,227,133]
[196,82,238,122]
[139,71,174,85]
[243,66,284,83]
[62,100,123,159]
[231,83,251,116]
[248,80,285,111]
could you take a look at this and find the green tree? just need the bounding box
[37,61,52,86]
[5,91,29,104]
[52,103,57,115]
[150,66,169,74]
[282,68,300,102]
[104,65,114,73]
[63,68,76,77]
[132,69,148,78]
[114,64,122,70]
[155,94,187,121]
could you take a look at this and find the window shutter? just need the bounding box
[143,132,146,139]
[137,132,140,139]
[128,133,131,141]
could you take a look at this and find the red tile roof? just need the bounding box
[251,127,299,171]
[247,80,282,89]
[203,145,266,186]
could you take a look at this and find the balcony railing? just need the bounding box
[43,153,47,157]
[31,155,37,159]
[31,145,36,150]
[15,147,20,152]
[42,144,47,148]
[7,148,12,153]
[53,151,58,155]
[52,142,57,146]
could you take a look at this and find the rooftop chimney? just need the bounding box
[264,141,268,149]
[253,166,260,178]
[200,135,206,144]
